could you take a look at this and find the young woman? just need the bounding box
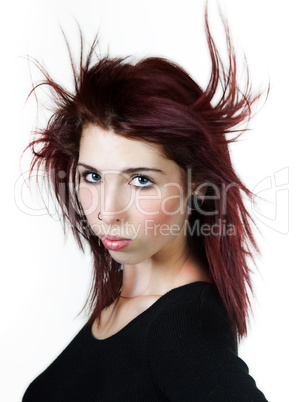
[22,9,268,402]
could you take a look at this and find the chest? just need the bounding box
[91,295,161,340]
[24,323,163,402]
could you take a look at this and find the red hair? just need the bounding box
[24,8,265,340]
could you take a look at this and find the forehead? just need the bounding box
[79,124,180,176]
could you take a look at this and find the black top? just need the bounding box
[22,282,267,401]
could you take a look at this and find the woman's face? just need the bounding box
[77,124,191,266]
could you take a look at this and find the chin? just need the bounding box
[109,250,150,266]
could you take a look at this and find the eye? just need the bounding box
[81,171,102,184]
[130,175,154,189]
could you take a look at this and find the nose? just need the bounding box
[98,182,131,225]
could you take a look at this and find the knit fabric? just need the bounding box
[22,282,267,401]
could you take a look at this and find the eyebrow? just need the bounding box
[77,163,165,175]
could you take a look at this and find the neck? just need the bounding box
[119,253,210,299]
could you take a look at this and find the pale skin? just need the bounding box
[78,124,211,339]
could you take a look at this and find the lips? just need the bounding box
[101,235,131,241]
[100,235,133,251]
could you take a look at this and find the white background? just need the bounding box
[1,0,301,401]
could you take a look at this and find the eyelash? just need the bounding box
[80,171,154,190]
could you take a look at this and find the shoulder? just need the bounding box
[146,282,236,355]
[145,283,267,401]
[145,282,238,376]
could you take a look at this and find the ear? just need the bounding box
[190,182,207,203]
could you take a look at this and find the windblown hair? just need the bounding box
[24,9,264,340]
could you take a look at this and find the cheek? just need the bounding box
[160,185,187,220]
[136,198,162,216]
[78,186,99,218]
[161,195,186,216]
[137,187,186,217]
[136,197,186,238]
